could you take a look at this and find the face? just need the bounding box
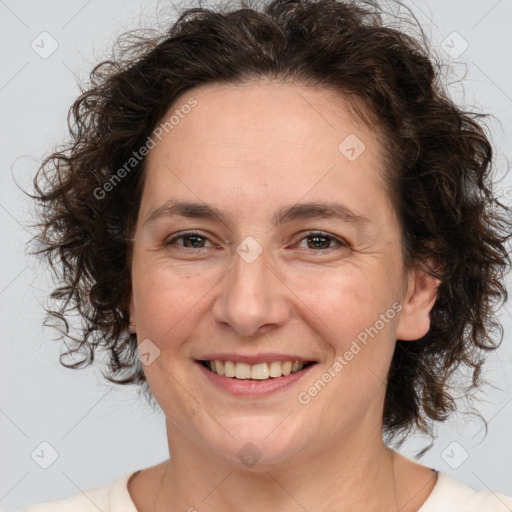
[128,80,437,469]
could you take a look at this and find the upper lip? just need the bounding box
[197,353,317,365]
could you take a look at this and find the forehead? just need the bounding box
[140,80,394,227]
[164,79,382,153]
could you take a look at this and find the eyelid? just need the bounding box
[164,230,218,247]
[293,230,349,251]
[164,230,349,252]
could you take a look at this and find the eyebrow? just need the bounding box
[143,200,371,230]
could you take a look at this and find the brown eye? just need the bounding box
[164,231,213,249]
[296,231,348,252]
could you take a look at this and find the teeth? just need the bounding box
[251,363,269,380]
[205,359,307,379]
[235,362,251,379]
[282,361,292,376]
[269,361,282,377]
[215,360,225,376]
[224,360,235,377]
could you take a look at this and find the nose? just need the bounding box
[212,243,291,338]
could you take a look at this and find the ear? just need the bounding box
[396,261,440,341]
[128,291,137,333]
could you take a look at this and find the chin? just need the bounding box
[203,419,311,470]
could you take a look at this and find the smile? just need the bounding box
[196,357,317,397]
[199,360,315,380]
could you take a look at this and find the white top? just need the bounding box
[22,470,512,512]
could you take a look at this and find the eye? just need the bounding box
[163,231,217,250]
[162,230,348,254]
[294,231,348,252]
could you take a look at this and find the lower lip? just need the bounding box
[196,361,316,397]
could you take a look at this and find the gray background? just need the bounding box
[1,0,511,510]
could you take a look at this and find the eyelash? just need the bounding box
[163,230,348,253]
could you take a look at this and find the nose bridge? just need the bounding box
[213,236,289,337]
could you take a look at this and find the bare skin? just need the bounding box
[128,454,438,512]
[127,80,440,512]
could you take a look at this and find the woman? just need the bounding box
[24,0,512,510]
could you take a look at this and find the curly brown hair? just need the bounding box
[31,0,511,444]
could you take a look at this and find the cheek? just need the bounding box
[292,262,397,336]
[130,259,211,348]
[292,263,400,386]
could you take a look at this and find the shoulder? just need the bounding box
[420,472,512,512]
[21,472,139,512]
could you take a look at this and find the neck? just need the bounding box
[154,424,401,512]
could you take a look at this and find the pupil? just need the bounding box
[185,235,203,248]
[309,235,329,249]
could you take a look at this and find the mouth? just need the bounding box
[198,359,316,380]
